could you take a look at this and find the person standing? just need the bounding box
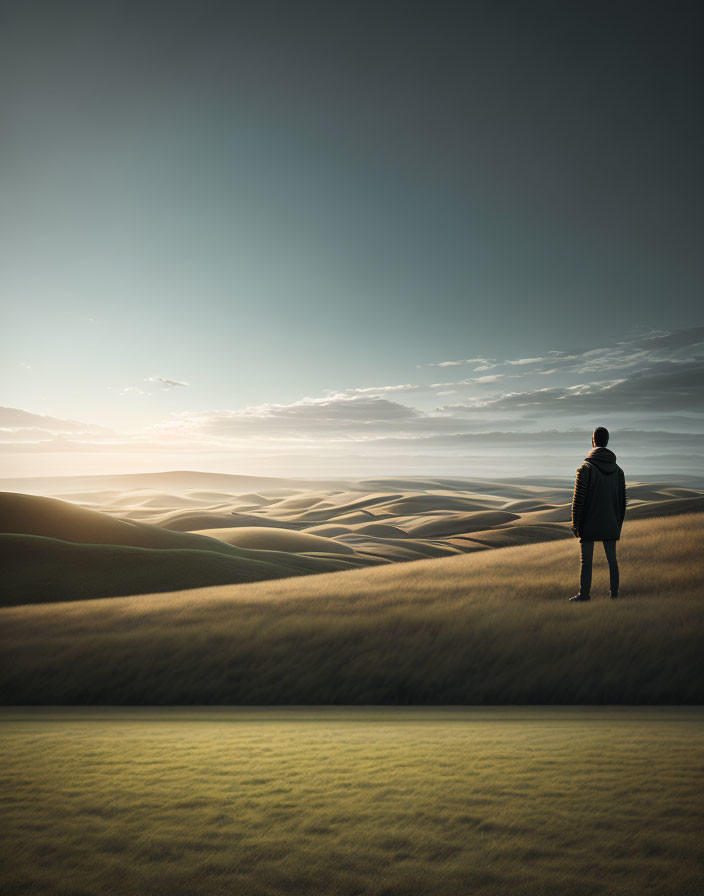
[569,427,627,602]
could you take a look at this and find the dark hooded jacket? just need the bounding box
[571,446,627,542]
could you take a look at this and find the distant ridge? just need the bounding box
[0,470,352,496]
[3,470,703,497]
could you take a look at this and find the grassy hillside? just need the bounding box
[2,513,702,704]
[0,535,367,606]
[0,490,264,551]
[0,493,370,604]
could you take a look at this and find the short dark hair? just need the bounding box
[593,426,609,447]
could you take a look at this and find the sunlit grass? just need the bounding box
[2,514,702,703]
[1,709,702,895]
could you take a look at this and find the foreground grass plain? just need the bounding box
[1,709,702,896]
[2,514,702,703]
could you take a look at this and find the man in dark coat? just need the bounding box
[569,427,627,602]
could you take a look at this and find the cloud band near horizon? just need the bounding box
[3,326,703,478]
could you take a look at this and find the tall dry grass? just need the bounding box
[1,513,702,704]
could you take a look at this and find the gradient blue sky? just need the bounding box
[2,1,702,477]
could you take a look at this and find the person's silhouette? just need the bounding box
[569,427,627,602]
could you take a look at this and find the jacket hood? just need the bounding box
[585,446,617,475]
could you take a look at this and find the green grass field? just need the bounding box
[1,708,702,896]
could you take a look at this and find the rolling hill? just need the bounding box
[2,512,702,704]
[0,493,366,604]
[3,474,704,604]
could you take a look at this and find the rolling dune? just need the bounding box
[191,526,356,555]
[158,510,299,531]
[0,493,368,604]
[2,475,702,590]
[405,510,519,538]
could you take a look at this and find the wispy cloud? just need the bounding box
[335,383,421,396]
[0,407,111,435]
[426,326,704,378]
[333,374,505,399]
[506,357,546,366]
[333,326,704,410]
[145,377,189,389]
[425,356,497,369]
[117,376,190,397]
[120,386,149,397]
[0,408,115,450]
[466,361,704,413]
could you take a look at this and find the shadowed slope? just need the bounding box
[0,534,367,606]
[0,493,367,603]
[2,513,701,704]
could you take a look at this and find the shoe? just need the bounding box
[610,593,618,600]
[569,594,590,602]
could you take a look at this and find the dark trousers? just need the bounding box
[580,540,619,598]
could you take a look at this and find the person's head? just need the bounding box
[592,426,609,448]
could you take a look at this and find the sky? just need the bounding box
[1,1,703,479]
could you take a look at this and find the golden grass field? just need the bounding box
[2,511,702,704]
[1,708,702,896]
